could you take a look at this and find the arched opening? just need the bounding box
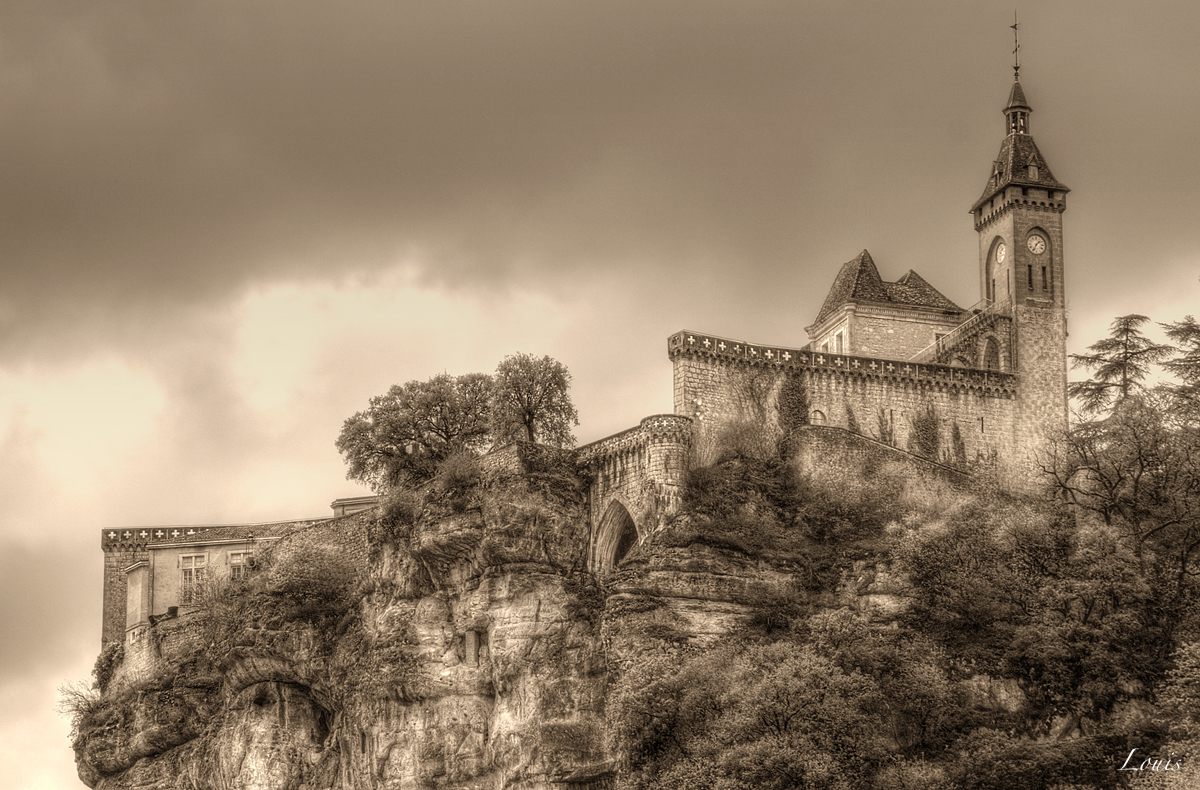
[810,410,827,425]
[982,337,1001,371]
[592,500,639,575]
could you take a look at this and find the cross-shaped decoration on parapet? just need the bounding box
[886,363,895,373]
[816,355,825,365]
[123,531,131,539]
[108,531,117,540]
[903,365,912,375]
[687,335,695,345]
[783,352,791,361]
[734,345,741,353]
[869,361,877,371]
[718,342,726,351]
[171,529,181,538]
[139,531,148,539]
[765,350,774,359]
[187,529,195,535]
[835,358,844,366]
[155,530,165,539]
[851,359,860,369]
[703,338,711,348]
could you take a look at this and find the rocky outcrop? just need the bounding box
[72,451,919,790]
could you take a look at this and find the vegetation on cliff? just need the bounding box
[66,318,1200,788]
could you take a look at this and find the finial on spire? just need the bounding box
[1011,12,1021,81]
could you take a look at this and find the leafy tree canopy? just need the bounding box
[491,353,579,447]
[336,372,493,491]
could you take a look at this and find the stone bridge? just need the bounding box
[576,414,692,575]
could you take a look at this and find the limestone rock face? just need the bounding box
[73,459,894,790]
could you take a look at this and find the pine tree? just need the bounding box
[1068,315,1174,414]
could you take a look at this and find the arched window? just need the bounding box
[982,338,1001,371]
[810,410,827,425]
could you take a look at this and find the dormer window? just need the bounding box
[1028,165,1039,180]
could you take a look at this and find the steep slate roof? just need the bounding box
[1006,80,1030,111]
[885,270,961,311]
[971,80,1069,212]
[812,250,962,327]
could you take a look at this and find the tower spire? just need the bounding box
[1011,13,1020,81]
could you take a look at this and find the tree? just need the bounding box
[1163,315,1200,417]
[490,354,579,447]
[1046,391,1200,660]
[1068,314,1174,414]
[336,372,493,491]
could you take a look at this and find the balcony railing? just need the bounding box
[909,298,1009,363]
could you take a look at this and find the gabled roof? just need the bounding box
[812,250,962,327]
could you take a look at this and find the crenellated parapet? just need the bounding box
[668,330,1017,395]
[575,414,693,467]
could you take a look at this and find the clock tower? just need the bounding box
[970,72,1070,467]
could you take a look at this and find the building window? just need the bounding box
[834,331,845,354]
[811,410,827,425]
[983,338,1000,371]
[1027,264,1033,289]
[1028,165,1039,180]
[820,341,829,354]
[180,554,207,605]
[229,551,254,582]
[1042,266,1048,290]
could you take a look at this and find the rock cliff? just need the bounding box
[74,439,1096,789]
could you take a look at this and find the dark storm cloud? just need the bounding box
[0,1,1000,358]
[1,2,1198,360]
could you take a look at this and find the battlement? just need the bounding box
[668,330,1017,396]
[576,413,693,466]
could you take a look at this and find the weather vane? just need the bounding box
[1011,12,1021,81]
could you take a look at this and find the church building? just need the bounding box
[670,68,1070,476]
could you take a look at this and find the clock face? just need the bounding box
[1027,235,1046,255]
[996,243,1007,264]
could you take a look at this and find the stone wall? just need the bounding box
[811,304,965,360]
[577,414,692,573]
[790,425,969,489]
[670,330,1019,472]
[266,510,372,594]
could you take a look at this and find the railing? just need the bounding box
[908,298,1009,363]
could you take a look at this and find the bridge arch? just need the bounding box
[590,498,640,575]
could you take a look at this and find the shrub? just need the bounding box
[950,420,968,467]
[434,451,482,513]
[876,407,895,447]
[92,641,124,693]
[907,402,940,459]
[711,419,780,464]
[373,486,422,543]
[777,372,810,437]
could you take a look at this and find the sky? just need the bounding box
[2,3,1199,787]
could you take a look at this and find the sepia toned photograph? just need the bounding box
[1,3,1198,788]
